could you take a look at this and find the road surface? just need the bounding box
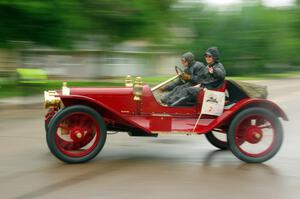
[0,79,300,199]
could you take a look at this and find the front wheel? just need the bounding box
[227,107,283,163]
[46,105,107,163]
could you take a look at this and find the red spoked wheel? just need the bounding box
[47,105,107,163]
[227,107,283,163]
[55,113,99,156]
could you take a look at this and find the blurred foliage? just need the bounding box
[176,2,300,75]
[0,0,300,76]
[0,80,124,98]
[77,0,176,42]
[0,0,175,48]
[0,0,72,48]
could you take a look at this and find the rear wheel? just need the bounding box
[227,107,283,163]
[205,130,228,150]
[46,105,107,163]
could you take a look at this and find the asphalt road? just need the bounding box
[1,79,300,199]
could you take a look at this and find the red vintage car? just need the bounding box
[44,71,287,164]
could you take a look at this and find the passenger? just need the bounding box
[165,47,226,106]
[160,52,205,105]
[200,47,226,89]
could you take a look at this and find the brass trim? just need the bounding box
[44,91,61,108]
[133,76,143,101]
[151,131,198,135]
[151,113,172,117]
[151,75,179,92]
[125,75,133,87]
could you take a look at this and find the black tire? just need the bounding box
[227,107,283,163]
[205,131,228,150]
[45,122,49,133]
[46,105,107,163]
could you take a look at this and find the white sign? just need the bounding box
[201,89,225,116]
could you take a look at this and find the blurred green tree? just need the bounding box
[176,2,300,75]
[77,0,175,43]
[0,1,71,48]
[0,0,299,75]
[0,0,175,48]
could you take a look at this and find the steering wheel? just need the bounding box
[175,65,185,83]
[175,65,184,76]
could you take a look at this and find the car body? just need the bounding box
[44,75,287,163]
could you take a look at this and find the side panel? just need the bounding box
[58,86,201,135]
[140,86,199,115]
[59,94,212,134]
[124,115,214,133]
[58,87,287,135]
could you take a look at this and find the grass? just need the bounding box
[1,71,300,98]
[0,80,124,99]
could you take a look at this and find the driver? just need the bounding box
[160,52,205,105]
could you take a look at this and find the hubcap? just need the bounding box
[244,126,263,144]
[254,132,261,139]
[76,133,82,139]
[70,128,85,142]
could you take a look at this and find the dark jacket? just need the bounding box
[201,47,226,89]
[199,62,226,89]
[165,52,205,91]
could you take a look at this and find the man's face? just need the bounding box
[181,58,188,67]
[205,54,214,65]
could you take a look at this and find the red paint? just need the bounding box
[46,80,287,136]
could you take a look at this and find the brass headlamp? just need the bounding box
[44,91,61,108]
[133,77,143,101]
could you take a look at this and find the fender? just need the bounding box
[196,98,288,134]
[58,95,152,135]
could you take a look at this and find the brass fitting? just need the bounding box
[125,75,133,87]
[44,91,61,109]
[62,82,70,95]
[133,76,143,101]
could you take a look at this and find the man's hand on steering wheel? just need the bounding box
[175,65,184,76]
[181,73,191,81]
[175,65,190,82]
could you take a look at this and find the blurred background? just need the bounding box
[1,2,300,198]
[0,0,300,98]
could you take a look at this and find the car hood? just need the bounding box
[64,87,137,114]
[69,87,134,97]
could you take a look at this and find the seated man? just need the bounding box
[160,52,205,106]
[167,47,226,106]
[200,46,226,89]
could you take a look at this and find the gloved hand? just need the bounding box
[181,73,191,81]
[159,86,166,92]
